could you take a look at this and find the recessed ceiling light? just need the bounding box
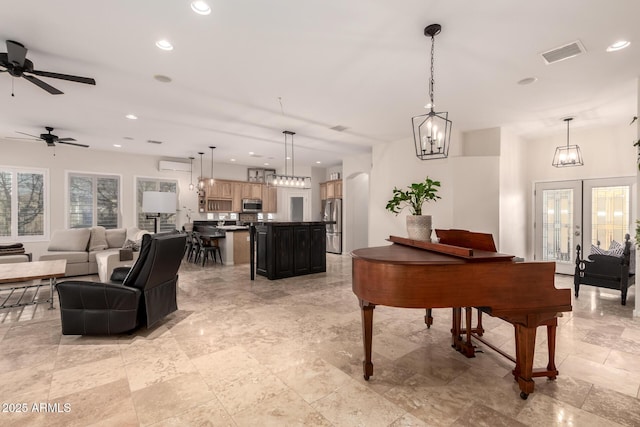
[286,156,291,160]
[248,151,254,155]
[155,40,174,51]
[606,40,630,52]
[230,158,236,162]
[153,74,172,83]
[190,1,211,15]
[263,163,269,166]
[517,77,538,85]
[113,144,122,148]
[316,161,322,164]
[125,114,138,120]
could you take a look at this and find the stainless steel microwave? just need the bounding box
[242,199,262,213]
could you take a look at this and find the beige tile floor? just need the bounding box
[0,254,639,426]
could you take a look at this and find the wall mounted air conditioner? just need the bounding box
[158,160,191,172]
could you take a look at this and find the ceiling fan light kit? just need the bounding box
[0,40,96,95]
[412,24,452,161]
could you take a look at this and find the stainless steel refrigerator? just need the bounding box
[323,198,342,254]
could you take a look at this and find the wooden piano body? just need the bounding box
[351,230,572,399]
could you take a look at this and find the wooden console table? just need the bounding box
[0,260,67,310]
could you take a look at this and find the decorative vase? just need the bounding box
[406,215,432,241]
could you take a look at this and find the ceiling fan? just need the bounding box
[0,40,96,95]
[9,127,89,148]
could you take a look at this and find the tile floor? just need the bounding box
[0,254,639,426]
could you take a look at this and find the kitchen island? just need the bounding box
[193,221,250,265]
[253,222,326,280]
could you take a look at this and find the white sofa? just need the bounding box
[39,226,148,278]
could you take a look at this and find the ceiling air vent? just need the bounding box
[330,125,349,132]
[540,40,586,65]
[147,139,163,144]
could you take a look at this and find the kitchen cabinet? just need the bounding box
[242,183,262,199]
[255,222,326,279]
[261,185,278,213]
[207,198,232,212]
[232,182,243,212]
[207,179,233,199]
[320,179,342,200]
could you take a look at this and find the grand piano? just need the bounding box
[351,230,572,399]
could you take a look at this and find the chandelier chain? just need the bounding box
[429,33,435,109]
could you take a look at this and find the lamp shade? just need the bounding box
[142,191,176,214]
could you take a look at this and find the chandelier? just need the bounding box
[552,117,584,167]
[267,131,311,188]
[209,146,216,185]
[412,24,452,160]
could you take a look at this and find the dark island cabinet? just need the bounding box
[256,222,326,280]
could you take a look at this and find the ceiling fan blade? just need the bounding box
[57,137,77,142]
[15,131,41,138]
[23,75,63,95]
[5,136,40,141]
[58,141,89,148]
[6,40,27,67]
[31,70,96,85]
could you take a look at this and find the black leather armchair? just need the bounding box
[56,232,187,335]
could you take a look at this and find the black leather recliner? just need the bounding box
[56,232,187,335]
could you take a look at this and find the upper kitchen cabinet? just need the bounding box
[242,183,263,199]
[262,185,278,213]
[320,179,342,200]
[207,179,233,199]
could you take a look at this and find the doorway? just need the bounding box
[534,177,635,274]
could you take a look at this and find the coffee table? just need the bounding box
[0,260,67,310]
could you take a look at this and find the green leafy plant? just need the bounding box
[386,176,441,215]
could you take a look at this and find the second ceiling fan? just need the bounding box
[0,40,96,95]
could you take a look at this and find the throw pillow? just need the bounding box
[590,244,607,255]
[48,228,91,251]
[122,239,140,251]
[89,226,108,251]
[608,240,622,251]
[105,228,127,248]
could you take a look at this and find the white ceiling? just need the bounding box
[1,0,639,170]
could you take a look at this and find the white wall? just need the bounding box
[369,136,456,247]
[343,152,372,252]
[499,129,527,257]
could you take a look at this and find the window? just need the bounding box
[136,178,177,232]
[68,173,120,229]
[0,167,47,241]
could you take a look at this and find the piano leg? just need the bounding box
[451,307,476,357]
[514,324,537,399]
[359,299,375,380]
[545,321,558,379]
[425,308,433,328]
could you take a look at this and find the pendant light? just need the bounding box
[268,131,311,188]
[188,156,195,191]
[552,117,584,167]
[412,24,452,160]
[209,146,216,185]
[197,152,205,190]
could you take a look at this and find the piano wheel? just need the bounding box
[520,392,529,400]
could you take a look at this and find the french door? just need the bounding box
[534,177,635,274]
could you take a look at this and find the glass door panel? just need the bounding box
[535,181,582,274]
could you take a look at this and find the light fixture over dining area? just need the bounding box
[412,23,452,160]
[197,152,205,190]
[267,131,311,188]
[552,117,584,167]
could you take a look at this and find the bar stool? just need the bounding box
[197,234,222,266]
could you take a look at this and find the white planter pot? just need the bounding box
[406,215,432,241]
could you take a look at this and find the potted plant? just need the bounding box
[386,176,441,241]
